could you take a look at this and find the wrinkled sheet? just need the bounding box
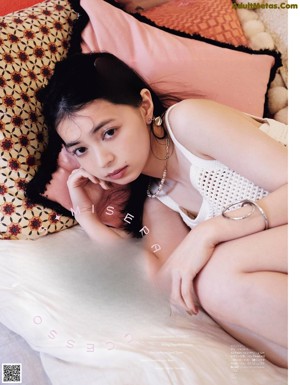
[0,226,287,385]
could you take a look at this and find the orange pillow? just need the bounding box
[140,0,249,47]
[0,0,42,16]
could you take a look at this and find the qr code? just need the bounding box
[2,363,22,383]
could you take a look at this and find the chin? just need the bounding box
[122,171,142,185]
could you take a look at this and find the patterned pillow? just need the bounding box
[0,0,78,240]
[139,0,249,47]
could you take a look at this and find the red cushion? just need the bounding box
[0,0,43,16]
[141,0,248,47]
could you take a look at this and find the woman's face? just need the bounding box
[57,90,153,185]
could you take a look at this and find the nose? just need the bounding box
[94,146,114,169]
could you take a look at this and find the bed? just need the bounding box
[0,1,288,384]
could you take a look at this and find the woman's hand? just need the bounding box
[67,168,110,220]
[67,168,128,242]
[158,224,216,315]
[67,168,132,241]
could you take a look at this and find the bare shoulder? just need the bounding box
[167,99,226,152]
[166,99,260,157]
[167,99,231,129]
[166,99,287,191]
[168,98,220,116]
[167,99,253,132]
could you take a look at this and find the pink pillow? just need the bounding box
[42,147,79,210]
[80,0,279,117]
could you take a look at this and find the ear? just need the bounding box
[139,88,154,123]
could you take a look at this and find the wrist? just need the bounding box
[222,199,269,230]
[74,211,125,243]
[191,219,219,247]
[196,203,268,246]
[73,210,97,224]
[74,211,104,233]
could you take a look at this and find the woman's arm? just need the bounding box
[142,197,190,274]
[170,99,287,191]
[204,184,287,246]
[160,99,288,312]
[67,168,127,243]
[159,184,287,315]
[168,98,288,236]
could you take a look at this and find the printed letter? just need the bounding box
[86,343,95,352]
[151,244,161,253]
[139,226,150,236]
[48,330,58,340]
[66,340,75,349]
[123,213,134,224]
[105,206,115,216]
[105,341,115,350]
[33,316,42,325]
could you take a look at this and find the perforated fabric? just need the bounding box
[189,162,268,221]
[156,105,287,229]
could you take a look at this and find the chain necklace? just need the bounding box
[147,136,169,198]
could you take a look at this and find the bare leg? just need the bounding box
[213,316,287,367]
[195,225,287,367]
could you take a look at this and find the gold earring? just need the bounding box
[154,116,162,126]
[148,116,163,126]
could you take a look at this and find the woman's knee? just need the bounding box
[194,228,287,319]
[195,245,247,320]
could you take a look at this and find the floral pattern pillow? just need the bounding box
[0,0,78,239]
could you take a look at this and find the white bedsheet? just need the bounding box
[0,226,287,385]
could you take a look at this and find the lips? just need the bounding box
[106,165,128,180]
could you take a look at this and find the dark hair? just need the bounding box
[36,52,167,237]
[38,52,165,135]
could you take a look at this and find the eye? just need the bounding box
[103,128,117,140]
[73,146,87,157]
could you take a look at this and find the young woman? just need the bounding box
[38,52,288,367]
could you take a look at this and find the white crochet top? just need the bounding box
[156,105,287,229]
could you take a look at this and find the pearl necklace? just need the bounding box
[147,137,169,199]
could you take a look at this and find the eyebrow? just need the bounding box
[64,119,115,149]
